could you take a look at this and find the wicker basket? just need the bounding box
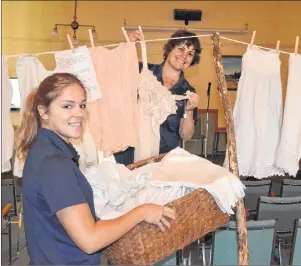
[104,154,229,265]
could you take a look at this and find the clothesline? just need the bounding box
[220,36,292,55]
[4,34,211,58]
[4,33,298,58]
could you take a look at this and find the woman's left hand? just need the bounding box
[185,92,199,111]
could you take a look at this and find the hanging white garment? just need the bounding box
[14,55,53,177]
[85,148,245,219]
[1,57,15,172]
[71,126,98,172]
[134,41,178,162]
[276,54,301,176]
[16,55,51,110]
[227,45,284,178]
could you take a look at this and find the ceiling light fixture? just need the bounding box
[51,0,97,44]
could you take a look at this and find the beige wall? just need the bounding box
[3,1,301,127]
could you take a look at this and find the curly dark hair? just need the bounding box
[163,29,202,66]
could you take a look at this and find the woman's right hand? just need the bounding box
[139,204,176,232]
[127,29,145,43]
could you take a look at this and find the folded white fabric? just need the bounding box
[149,148,245,214]
[84,162,151,218]
[85,148,245,220]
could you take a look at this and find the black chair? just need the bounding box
[281,179,301,197]
[13,177,25,258]
[212,128,227,160]
[256,196,301,264]
[242,179,271,219]
[2,204,13,265]
[184,116,203,156]
[212,220,276,265]
[290,219,301,265]
[1,177,18,218]
[2,176,25,259]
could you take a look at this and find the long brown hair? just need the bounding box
[16,73,85,161]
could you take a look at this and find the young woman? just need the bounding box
[16,73,175,265]
[115,29,201,164]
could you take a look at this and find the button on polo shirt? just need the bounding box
[22,128,100,265]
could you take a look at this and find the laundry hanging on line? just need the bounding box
[3,32,300,176]
[5,32,298,59]
[86,42,139,156]
[224,44,284,179]
[1,57,15,173]
[276,54,301,176]
[13,55,54,177]
[134,40,178,162]
[54,46,101,102]
[7,43,140,176]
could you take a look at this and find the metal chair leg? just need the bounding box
[278,239,283,265]
[209,245,212,266]
[197,238,207,265]
[181,249,191,265]
[8,217,12,265]
[201,241,206,265]
[16,194,25,257]
[196,239,201,260]
[212,133,217,160]
[216,132,220,155]
[176,250,181,265]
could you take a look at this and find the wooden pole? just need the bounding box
[211,32,250,265]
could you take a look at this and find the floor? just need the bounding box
[1,155,294,265]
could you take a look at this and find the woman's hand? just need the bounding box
[127,29,145,43]
[140,204,176,232]
[185,92,199,111]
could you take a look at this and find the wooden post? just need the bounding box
[211,32,250,265]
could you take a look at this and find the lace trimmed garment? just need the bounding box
[134,41,178,162]
[276,54,301,176]
[225,45,284,178]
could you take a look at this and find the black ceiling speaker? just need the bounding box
[174,9,202,25]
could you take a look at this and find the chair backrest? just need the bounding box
[191,116,202,139]
[243,180,272,211]
[197,110,218,153]
[155,253,177,265]
[1,178,17,217]
[290,219,301,265]
[257,196,301,237]
[212,220,276,265]
[281,179,301,197]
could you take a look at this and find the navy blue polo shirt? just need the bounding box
[22,128,100,265]
[140,63,198,153]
